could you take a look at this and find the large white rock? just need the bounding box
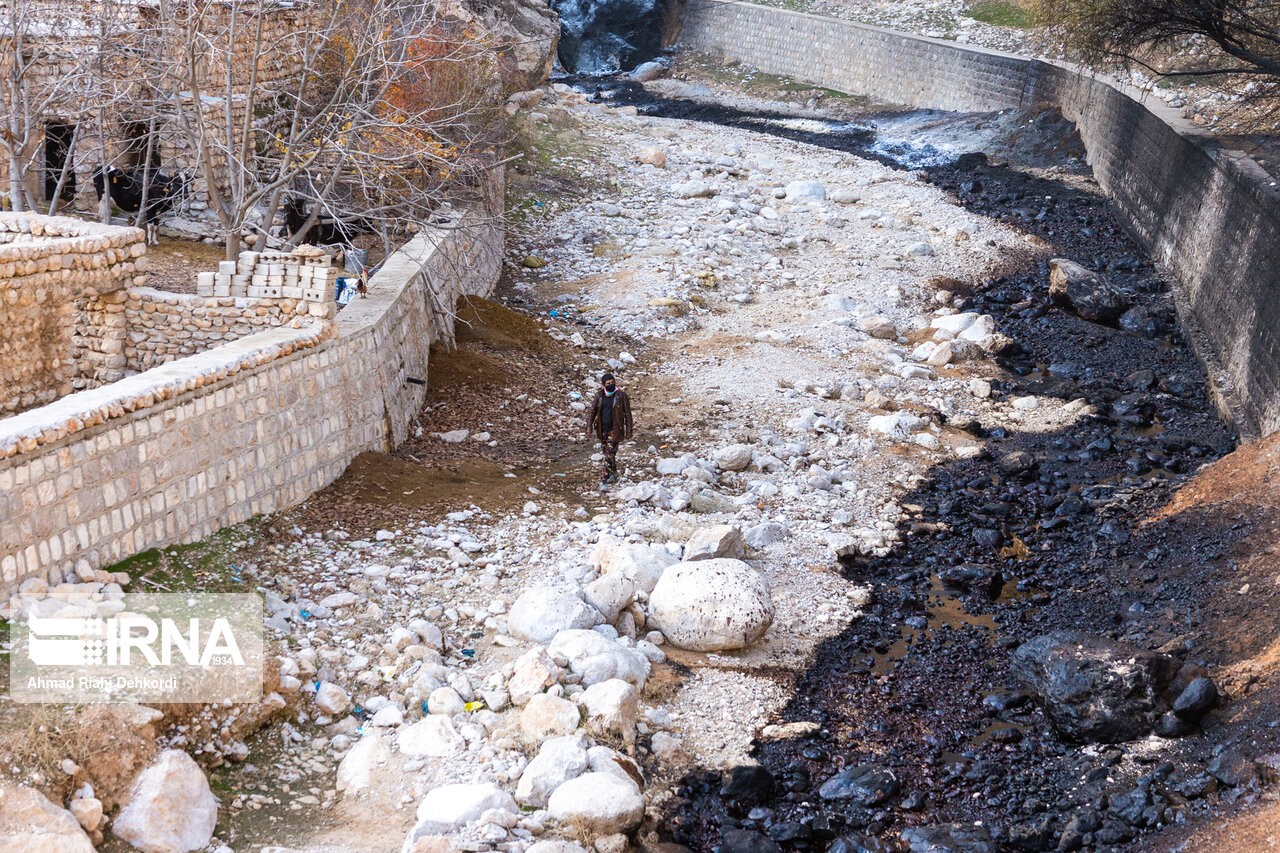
[744,522,789,549]
[589,536,677,593]
[507,588,601,644]
[112,750,217,853]
[508,647,564,706]
[582,679,639,743]
[784,180,826,202]
[404,784,517,850]
[515,735,590,807]
[313,681,350,716]
[398,715,464,758]
[656,453,697,475]
[547,629,650,688]
[521,693,582,742]
[336,734,390,792]
[0,781,95,853]
[684,525,745,561]
[673,179,715,198]
[712,444,754,471]
[957,314,995,342]
[648,559,775,652]
[930,312,980,334]
[428,686,466,716]
[582,573,635,623]
[547,772,645,834]
[526,843,590,853]
[867,412,929,439]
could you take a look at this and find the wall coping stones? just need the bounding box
[0,324,326,458]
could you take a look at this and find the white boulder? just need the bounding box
[515,735,590,807]
[784,180,826,202]
[547,772,645,834]
[744,522,789,549]
[428,686,466,716]
[521,693,582,742]
[336,734,390,792]
[589,536,678,593]
[398,715,464,758]
[684,525,745,561]
[313,682,350,716]
[507,588,601,644]
[581,679,639,743]
[582,574,636,624]
[508,647,564,706]
[0,781,94,853]
[404,784,516,850]
[548,630,650,688]
[712,444,754,471]
[930,312,980,334]
[648,559,775,652]
[112,750,217,853]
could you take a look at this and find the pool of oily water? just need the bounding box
[629,107,1248,852]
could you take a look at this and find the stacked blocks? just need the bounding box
[195,245,339,303]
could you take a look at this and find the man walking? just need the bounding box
[588,372,633,490]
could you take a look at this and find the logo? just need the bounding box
[12,593,262,704]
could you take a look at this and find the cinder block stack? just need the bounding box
[195,245,340,304]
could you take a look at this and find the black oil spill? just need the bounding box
[651,133,1243,852]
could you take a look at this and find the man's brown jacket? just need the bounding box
[588,389,633,442]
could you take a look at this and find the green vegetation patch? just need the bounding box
[967,0,1034,28]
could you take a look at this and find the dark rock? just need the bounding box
[900,791,927,811]
[819,764,901,805]
[901,823,996,852]
[1154,711,1194,738]
[1056,810,1102,852]
[972,528,1003,549]
[767,821,811,843]
[939,564,1004,599]
[1173,772,1219,799]
[1007,817,1055,851]
[1172,677,1218,721]
[999,451,1037,474]
[1094,819,1134,845]
[720,828,783,853]
[1010,631,1180,743]
[1109,787,1149,825]
[830,833,905,853]
[1124,369,1157,390]
[720,763,775,805]
[982,690,1031,713]
[1208,748,1259,788]
[1048,259,1129,322]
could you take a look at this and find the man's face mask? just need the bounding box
[604,382,616,394]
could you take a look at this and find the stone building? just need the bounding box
[0,0,557,240]
[0,0,316,235]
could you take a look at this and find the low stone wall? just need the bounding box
[0,188,503,592]
[122,288,334,372]
[681,1,1280,437]
[0,214,147,415]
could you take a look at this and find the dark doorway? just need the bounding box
[44,122,77,203]
[122,120,160,173]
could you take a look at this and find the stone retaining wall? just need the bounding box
[0,215,147,416]
[0,184,503,592]
[681,1,1280,437]
[121,288,335,373]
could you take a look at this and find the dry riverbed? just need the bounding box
[6,60,1274,853]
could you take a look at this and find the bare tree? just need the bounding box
[1037,0,1280,81]
[136,0,504,259]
